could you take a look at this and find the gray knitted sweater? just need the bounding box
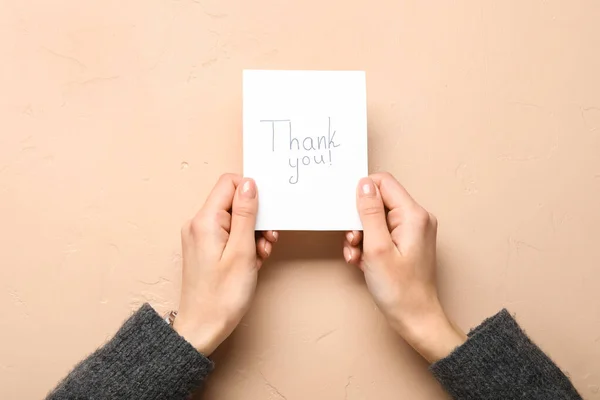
[47,305,582,400]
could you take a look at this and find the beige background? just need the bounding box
[1,0,599,398]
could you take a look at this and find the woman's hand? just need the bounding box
[173,174,277,356]
[344,172,466,363]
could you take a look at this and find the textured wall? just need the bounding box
[1,0,599,398]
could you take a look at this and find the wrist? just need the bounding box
[172,317,227,356]
[393,304,467,363]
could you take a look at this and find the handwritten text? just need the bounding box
[260,117,340,184]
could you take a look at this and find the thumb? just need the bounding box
[357,177,395,256]
[226,178,258,258]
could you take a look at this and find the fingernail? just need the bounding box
[359,178,376,198]
[346,231,354,243]
[343,247,352,263]
[272,231,279,242]
[241,179,257,199]
[264,241,271,256]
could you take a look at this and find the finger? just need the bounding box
[186,208,232,259]
[370,172,418,212]
[262,230,279,243]
[370,172,422,232]
[200,173,242,214]
[356,177,395,256]
[345,230,362,246]
[343,240,362,265]
[357,260,366,272]
[224,178,258,259]
[256,236,272,259]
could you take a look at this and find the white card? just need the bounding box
[243,70,368,231]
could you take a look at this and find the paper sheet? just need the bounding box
[243,70,368,231]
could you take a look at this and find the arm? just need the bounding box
[345,172,581,400]
[47,174,278,400]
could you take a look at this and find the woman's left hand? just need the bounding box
[173,174,277,355]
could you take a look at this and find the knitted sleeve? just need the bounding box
[430,309,582,400]
[47,303,213,400]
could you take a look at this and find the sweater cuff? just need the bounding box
[49,303,214,399]
[108,303,214,396]
[429,309,580,399]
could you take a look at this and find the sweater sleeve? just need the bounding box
[46,303,214,400]
[430,309,581,400]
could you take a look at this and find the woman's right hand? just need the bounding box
[173,174,277,356]
[344,172,466,363]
